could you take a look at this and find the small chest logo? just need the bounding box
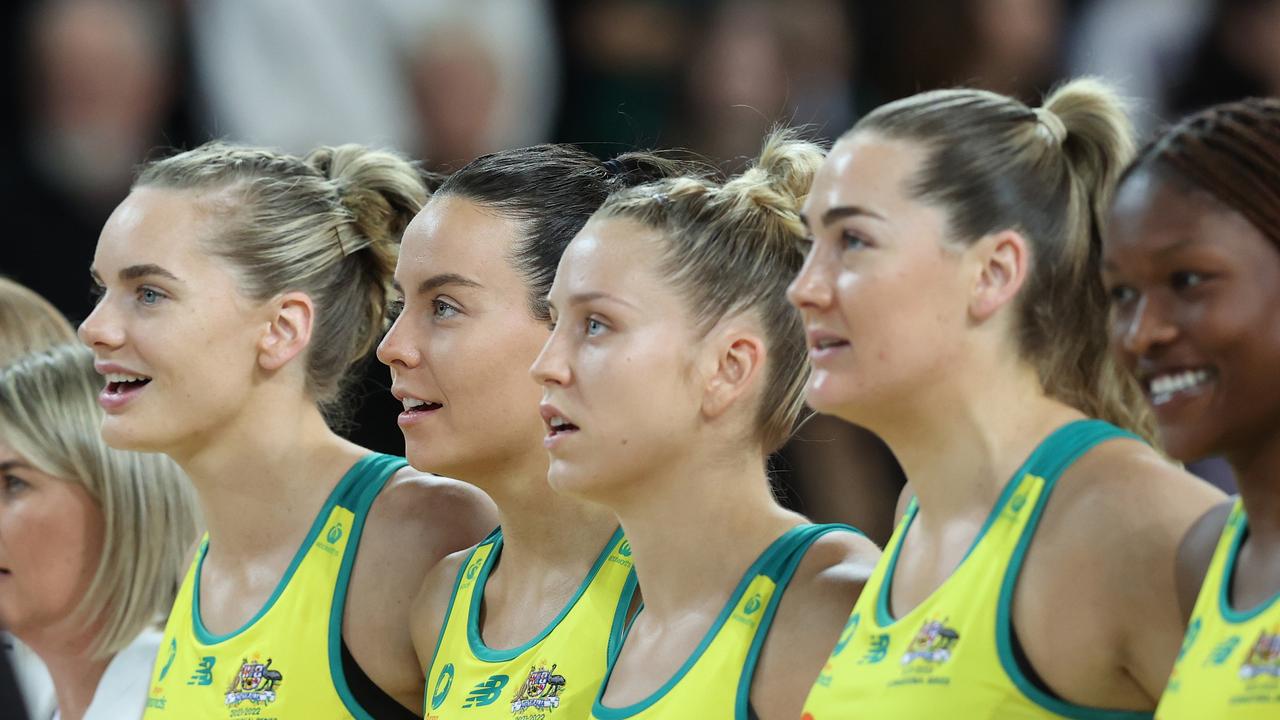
[157,638,177,682]
[902,618,960,666]
[1240,629,1280,681]
[462,674,509,708]
[225,657,284,707]
[430,663,454,710]
[511,663,567,713]
[187,656,216,686]
[326,522,344,544]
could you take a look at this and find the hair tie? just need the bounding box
[1034,107,1067,145]
[602,157,628,179]
[334,222,368,256]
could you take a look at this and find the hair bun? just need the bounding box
[304,144,427,251]
[720,128,826,238]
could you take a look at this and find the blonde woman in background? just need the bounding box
[78,142,496,718]
[0,277,85,719]
[0,343,199,720]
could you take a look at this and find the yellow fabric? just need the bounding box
[143,453,405,720]
[424,529,635,720]
[802,420,1150,720]
[590,524,852,720]
[1158,499,1280,719]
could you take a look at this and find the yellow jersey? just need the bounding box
[143,453,408,720]
[424,527,636,720]
[802,420,1150,720]
[1157,499,1280,719]
[591,523,861,720]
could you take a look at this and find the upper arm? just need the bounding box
[750,531,881,720]
[410,550,469,674]
[1025,441,1225,702]
[1174,500,1233,622]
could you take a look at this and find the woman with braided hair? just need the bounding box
[1101,98,1280,719]
[78,142,497,718]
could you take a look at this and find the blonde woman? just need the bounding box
[793,80,1223,717]
[0,277,77,364]
[531,131,881,720]
[78,142,497,718]
[0,343,199,719]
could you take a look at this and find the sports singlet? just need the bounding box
[1157,499,1280,718]
[423,527,637,719]
[143,453,408,720]
[802,420,1151,720]
[592,523,861,720]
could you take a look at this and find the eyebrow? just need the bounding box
[800,205,887,229]
[400,273,483,295]
[118,264,183,283]
[0,460,32,473]
[1101,235,1203,271]
[567,291,637,309]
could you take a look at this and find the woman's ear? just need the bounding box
[968,229,1029,322]
[258,291,314,371]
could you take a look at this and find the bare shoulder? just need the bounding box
[410,545,476,673]
[362,468,497,565]
[1174,500,1235,621]
[751,529,880,720]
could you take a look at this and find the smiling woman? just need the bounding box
[0,343,197,720]
[1100,98,1280,720]
[77,141,497,719]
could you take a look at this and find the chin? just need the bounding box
[546,459,601,500]
[1157,426,1223,466]
[99,416,165,453]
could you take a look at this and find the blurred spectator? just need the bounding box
[1,0,190,322]
[1069,0,1209,133]
[860,0,1066,106]
[187,0,557,166]
[680,0,858,166]
[1166,0,1280,116]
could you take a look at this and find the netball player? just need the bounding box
[530,130,881,720]
[78,142,497,718]
[377,146,694,719]
[1102,98,1280,719]
[791,80,1224,717]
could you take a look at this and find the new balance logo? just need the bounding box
[462,674,509,708]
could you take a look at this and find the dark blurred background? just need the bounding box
[2,0,1258,541]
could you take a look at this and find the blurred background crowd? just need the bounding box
[1,0,1261,542]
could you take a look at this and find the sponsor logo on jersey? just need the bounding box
[326,522,344,544]
[157,637,177,682]
[462,674,509,708]
[431,663,454,710]
[225,656,284,707]
[187,656,216,686]
[901,618,959,666]
[511,662,567,713]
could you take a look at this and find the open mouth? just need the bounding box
[104,373,151,395]
[546,415,580,438]
[401,398,444,416]
[1145,367,1215,406]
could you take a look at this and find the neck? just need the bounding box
[170,390,363,561]
[1229,426,1280,548]
[861,360,1084,525]
[606,438,800,621]
[24,632,110,720]
[467,448,621,583]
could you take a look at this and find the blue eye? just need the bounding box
[433,299,459,319]
[138,287,165,305]
[586,318,606,336]
[841,231,868,250]
[2,474,29,497]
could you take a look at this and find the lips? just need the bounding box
[806,328,851,359]
[94,363,152,412]
[392,389,444,428]
[539,402,579,448]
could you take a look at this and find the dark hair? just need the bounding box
[1121,97,1280,249]
[434,145,709,321]
[851,78,1154,441]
